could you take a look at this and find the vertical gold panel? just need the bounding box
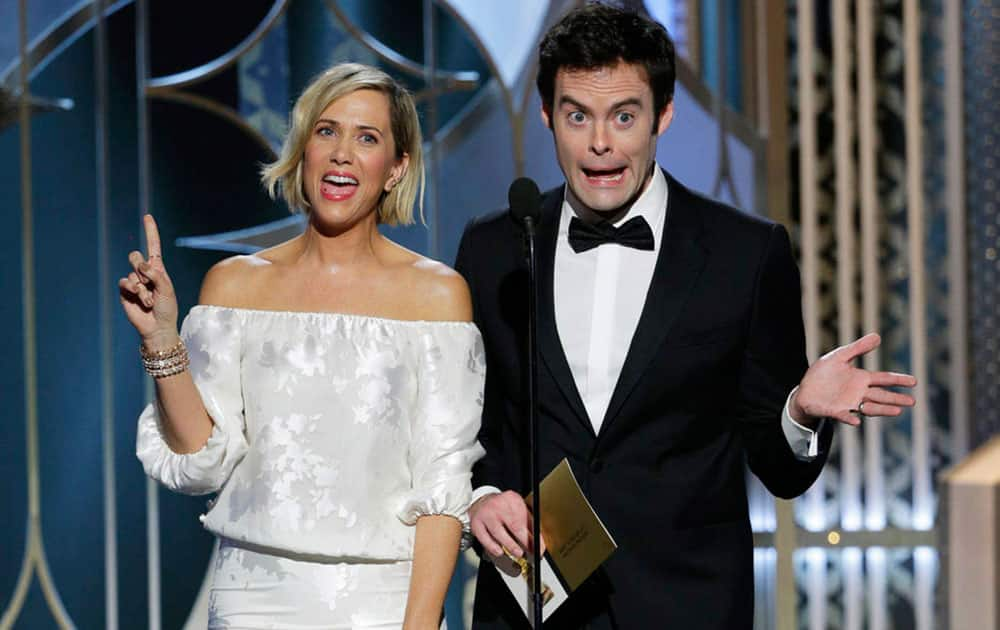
[685,0,701,73]
[855,0,884,539]
[763,0,790,226]
[134,0,161,627]
[832,0,861,536]
[944,0,969,463]
[902,0,932,532]
[786,2,821,628]
[739,0,757,124]
[94,0,119,626]
[797,5,819,366]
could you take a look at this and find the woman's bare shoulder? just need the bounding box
[198,237,302,307]
[198,254,273,307]
[401,257,472,322]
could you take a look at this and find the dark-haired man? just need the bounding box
[455,4,916,629]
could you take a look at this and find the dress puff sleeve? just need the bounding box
[397,323,486,543]
[136,306,249,496]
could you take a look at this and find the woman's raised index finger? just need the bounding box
[143,214,162,258]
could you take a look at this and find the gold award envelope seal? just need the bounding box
[498,548,555,606]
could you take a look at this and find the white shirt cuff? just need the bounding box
[472,485,502,505]
[782,387,825,461]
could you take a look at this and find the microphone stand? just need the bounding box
[522,214,543,629]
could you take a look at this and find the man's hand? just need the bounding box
[469,490,542,559]
[791,333,917,427]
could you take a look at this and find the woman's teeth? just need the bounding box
[323,175,358,185]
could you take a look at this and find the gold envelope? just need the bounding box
[528,459,617,591]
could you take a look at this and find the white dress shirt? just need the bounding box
[555,168,668,430]
[473,168,820,503]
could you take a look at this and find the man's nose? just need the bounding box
[589,124,611,155]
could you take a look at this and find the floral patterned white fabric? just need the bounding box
[208,539,414,628]
[136,305,486,563]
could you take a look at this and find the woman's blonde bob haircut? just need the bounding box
[261,63,424,225]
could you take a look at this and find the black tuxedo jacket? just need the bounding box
[454,171,833,629]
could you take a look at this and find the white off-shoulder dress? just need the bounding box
[136,305,486,629]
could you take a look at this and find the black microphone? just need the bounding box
[508,176,544,629]
[508,176,542,228]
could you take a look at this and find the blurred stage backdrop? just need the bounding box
[1,0,997,628]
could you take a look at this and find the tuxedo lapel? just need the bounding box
[600,174,708,434]
[535,187,594,436]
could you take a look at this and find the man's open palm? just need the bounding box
[792,333,917,426]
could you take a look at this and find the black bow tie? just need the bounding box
[568,215,655,253]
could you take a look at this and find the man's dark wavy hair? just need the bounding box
[537,2,676,131]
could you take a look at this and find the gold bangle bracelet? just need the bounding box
[141,339,189,377]
[140,338,185,360]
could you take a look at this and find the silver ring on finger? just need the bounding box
[850,400,867,417]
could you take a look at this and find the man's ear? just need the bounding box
[541,103,552,130]
[656,101,675,137]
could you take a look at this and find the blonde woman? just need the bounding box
[121,63,484,628]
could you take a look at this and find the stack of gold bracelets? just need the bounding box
[140,339,190,378]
